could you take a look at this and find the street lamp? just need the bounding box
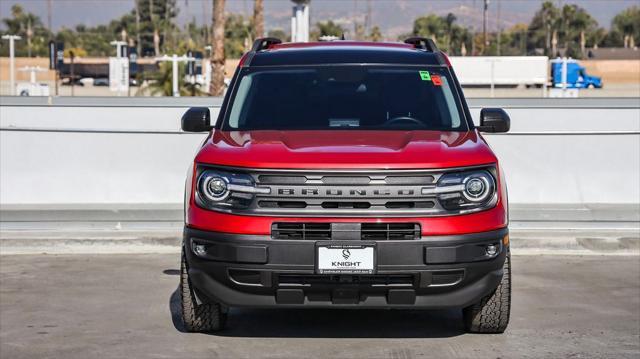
[2,35,22,96]
[155,54,195,97]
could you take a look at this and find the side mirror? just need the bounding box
[477,108,510,133]
[181,107,211,132]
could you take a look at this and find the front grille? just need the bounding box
[278,274,415,287]
[361,223,420,240]
[271,223,331,240]
[251,169,448,216]
[271,222,420,240]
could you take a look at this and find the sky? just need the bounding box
[0,0,638,37]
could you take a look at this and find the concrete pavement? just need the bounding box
[0,254,638,358]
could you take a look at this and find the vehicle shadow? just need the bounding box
[169,287,466,338]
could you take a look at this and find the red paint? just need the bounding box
[432,75,442,86]
[238,52,251,68]
[187,129,508,236]
[195,130,497,170]
[439,52,452,67]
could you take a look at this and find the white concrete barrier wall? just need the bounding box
[1,98,639,208]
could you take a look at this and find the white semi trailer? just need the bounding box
[449,56,549,96]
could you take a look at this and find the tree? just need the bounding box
[0,5,52,57]
[526,2,600,58]
[267,29,289,42]
[528,1,560,56]
[137,0,178,56]
[570,6,598,56]
[253,0,264,39]
[410,14,470,55]
[210,0,226,96]
[560,4,577,54]
[225,14,252,58]
[412,14,446,44]
[314,20,345,39]
[444,13,456,52]
[142,61,203,96]
[612,6,640,48]
[368,26,382,42]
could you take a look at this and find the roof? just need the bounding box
[586,47,640,60]
[245,41,445,67]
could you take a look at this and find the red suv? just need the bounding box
[180,38,511,333]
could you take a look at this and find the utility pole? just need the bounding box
[483,0,489,55]
[155,54,195,97]
[69,50,75,97]
[365,0,372,35]
[27,18,33,57]
[2,35,22,96]
[202,0,208,45]
[496,0,501,56]
[135,0,141,56]
[47,0,52,33]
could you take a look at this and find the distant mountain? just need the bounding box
[228,0,632,38]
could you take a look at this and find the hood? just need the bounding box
[194,130,497,169]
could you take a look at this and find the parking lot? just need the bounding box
[0,253,638,359]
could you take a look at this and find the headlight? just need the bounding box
[199,173,229,201]
[429,169,497,212]
[195,168,270,211]
[462,173,492,202]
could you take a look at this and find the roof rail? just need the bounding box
[251,37,282,52]
[404,37,439,52]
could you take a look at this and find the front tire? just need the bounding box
[463,251,511,333]
[180,248,227,332]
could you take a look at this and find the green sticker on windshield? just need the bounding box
[419,70,431,81]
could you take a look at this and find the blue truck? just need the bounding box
[551,58,602,89]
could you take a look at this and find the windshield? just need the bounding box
[223,66,467,131]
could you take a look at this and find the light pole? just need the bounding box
[155,54,195,97]
[2,35,22,96]
[483,0,489,54]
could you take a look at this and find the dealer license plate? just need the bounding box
[317,245,375,274]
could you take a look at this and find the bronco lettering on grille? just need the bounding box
[275,188,418,197]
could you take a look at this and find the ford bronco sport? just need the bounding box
[180,38,512,333]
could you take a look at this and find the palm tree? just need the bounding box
[253,0,264,39]
[571,8,597,56]
[210,0,226,96]
[539,1,559,56]
[143,62,205,96]
[368,26,382,42]
[561,5,577,53]
[444,13,456,53]
[613,6,640,48]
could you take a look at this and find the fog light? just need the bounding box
[486,244,498,256]
[193,244,207,257]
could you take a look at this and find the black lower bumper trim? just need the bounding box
[184,226,508,309]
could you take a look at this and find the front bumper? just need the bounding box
[184,226,509,309]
